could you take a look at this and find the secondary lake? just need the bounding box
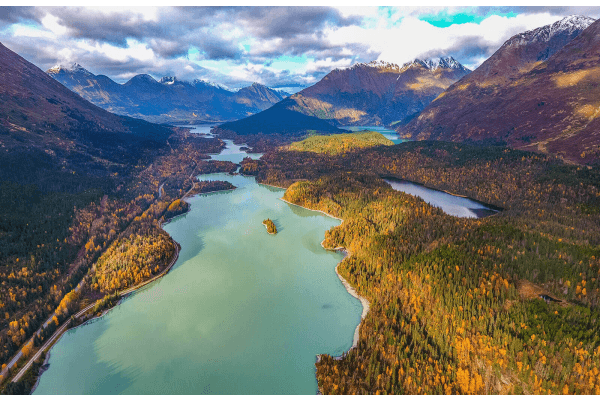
[33,136,363,395]
[384,178,498,218]
[340,125,404,144]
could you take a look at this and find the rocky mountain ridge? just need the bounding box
[48,65,289,124]
[400,15,600,164]
[278,56,471,126]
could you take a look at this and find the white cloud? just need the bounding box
[4,6,597,88]
[82,6,160,22]
[77,38,155,63]
[11,25,52,39]
[326,11,562,67]
[40,13,69,36]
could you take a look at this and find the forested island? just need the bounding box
[189,180,237,196]
[263,219,278,234]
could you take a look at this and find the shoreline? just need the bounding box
[323,242,370,353]
[274,195,369,394]
[274,196,370,375]
[184,187,237,200]
[382,176,503,212]
[27,222,182,393]
[279,198,343,222]
[276,197,367,348]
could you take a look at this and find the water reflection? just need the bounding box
[384,178,498,219]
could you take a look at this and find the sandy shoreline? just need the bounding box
[321,242,370,353]
[279,198,343,222]
[276,195,369,394]
[275,197,369,351]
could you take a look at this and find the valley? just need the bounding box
[1,6,600,396]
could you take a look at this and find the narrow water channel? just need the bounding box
[33,130,363,395]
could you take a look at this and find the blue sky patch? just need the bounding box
[420,10,517,28]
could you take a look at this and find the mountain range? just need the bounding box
[218,56,470,136]
[399,15,599,164]
[48,64,289,124]
[283,57,470,126]
[4,14,600,165]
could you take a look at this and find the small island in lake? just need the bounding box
[262,218,277,234]
[189,180,236,196]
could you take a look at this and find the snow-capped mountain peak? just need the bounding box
[402,56,467,72]
[507,15,595,47]
[47,62,90,75]
[335,57,468,74]
[192,79,231,91]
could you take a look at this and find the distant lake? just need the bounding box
[33,130,362,395]
[384,178,499,219]
[340,125,404,144]
[176,124,215,137]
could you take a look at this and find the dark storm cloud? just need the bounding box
[0,6,38,23]
[36,7,167,46]
[30,6,360,56]
[228,7,361,39]
[7,5,364,74]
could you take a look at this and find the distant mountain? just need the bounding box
[47,65,288,124]
[216,107,347,136]
[0,42,173,190]
[401,15,599,164]
[277,57,470,126]
[236,82,290,110]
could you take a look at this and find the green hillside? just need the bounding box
[288,131,393,155]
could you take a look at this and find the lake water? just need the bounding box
[178,124,215,137]
[384,178,498,219]
[340,125,404,144]
[33,134,362,395]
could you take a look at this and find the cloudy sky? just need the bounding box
[1,6,599,91]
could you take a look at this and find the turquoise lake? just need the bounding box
[33,136,363,395]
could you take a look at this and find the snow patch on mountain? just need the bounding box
[47,63,91,75]
[506,15,595,47]
[337,57,468,74]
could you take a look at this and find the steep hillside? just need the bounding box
[401,15,600,164]
[235,82,289,110]
[0,41,173,191]
[287,131,393,155]
[216,106,346,136]
[48,65,287,123]
[285,57,470,126]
